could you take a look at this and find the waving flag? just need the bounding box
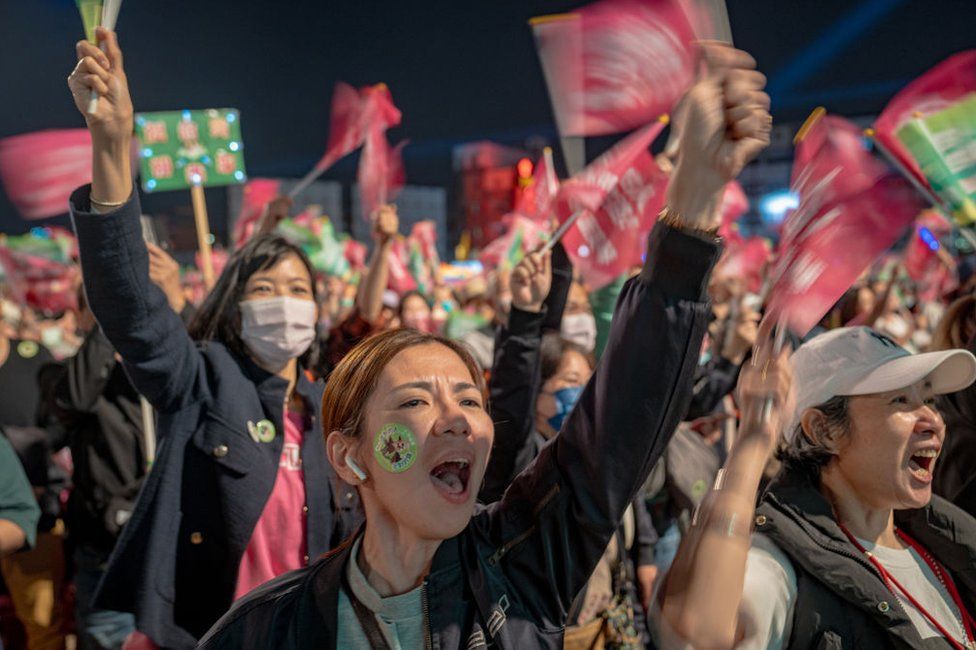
[874,51,976,223]
[554,120,668,288]
[318,82,401,172]
[531,0,697,137]
[0,129,93,220]
[479,215,550,270]
[358,131,407,219]
[766,113,923,337]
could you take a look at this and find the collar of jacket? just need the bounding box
[236,349,320,411]
[302,527,463,647]
[758,466,976,647]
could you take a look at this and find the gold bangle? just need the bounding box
[658,206,720,237]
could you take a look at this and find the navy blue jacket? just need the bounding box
[199,221,720,649]
[70,185,361,648]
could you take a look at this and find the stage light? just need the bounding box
[759,190,799,225]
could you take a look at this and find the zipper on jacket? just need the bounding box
[422,579,433,650]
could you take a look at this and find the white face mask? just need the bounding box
[239,296,317,370]
[561,312,597,353]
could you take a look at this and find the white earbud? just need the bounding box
[346,456,368,482]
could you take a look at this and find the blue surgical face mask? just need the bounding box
[547,385,585,433]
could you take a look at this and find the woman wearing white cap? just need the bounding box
[658,326,976,650]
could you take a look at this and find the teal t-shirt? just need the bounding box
[0,434,40,551]
[337,537,426,649]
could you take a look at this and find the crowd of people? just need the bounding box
[0,21,975,650]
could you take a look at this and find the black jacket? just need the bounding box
[756,467,976,649]
[934,332,976,520]
[481,303,656,569]
[70,186,362,648]
[198,221,719,649]
[47,326,149,553]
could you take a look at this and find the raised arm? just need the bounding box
[485,43,772,623]
[659,343,792,649]
[481,250,552,503]
[356,205,399,323]
[67,29,207,413]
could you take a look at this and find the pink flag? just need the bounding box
[409,221,439,267]
[766,116,924,338]
[386,238,417,295]
[358,129,408,218]
[0,129,93,220]
[719,236,771,294]
[514,151,560,224]
[718,181,749,238]
[0,246,78,314]
[904,210,956,302]
[344,239,368,271]
[874,51,976,192]
[232,178,281,247]
[531,0,697,137]
[554,121,668,288]
[317,82,402,172]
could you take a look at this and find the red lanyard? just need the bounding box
[840,524,976,650]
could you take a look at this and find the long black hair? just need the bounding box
[188,234,320,368]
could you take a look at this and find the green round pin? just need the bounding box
[691,479,708,500]
[248,419,276,443]
[17,341,38,359]
[373,423,418,473]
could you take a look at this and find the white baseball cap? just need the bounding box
[785,327,976,442]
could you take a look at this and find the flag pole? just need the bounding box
[288,165,324,200]
[190,182,216,290]
[541,210,583,253]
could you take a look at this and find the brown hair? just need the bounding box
[321,328,488,440]
[931,294,976,352]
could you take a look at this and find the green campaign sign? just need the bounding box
[896,94,976,225]
[134,108,247,193]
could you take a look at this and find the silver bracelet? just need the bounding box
[90,196,126,208]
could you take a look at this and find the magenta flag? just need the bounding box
[874,51,976,193]
[358,129,407,219]
[554,121,668,288]
[0,129,93,220]
[720,236,771,294]
[386,238,417,295]
[767,115,923,336]
[316,82,402,173]
[409,221,439,267]
[531,0,697,137]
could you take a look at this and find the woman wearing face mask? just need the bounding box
[659,327,976,650]
[197,40,773,649]
[66,30,361,648]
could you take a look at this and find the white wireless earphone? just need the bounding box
[346,456,368,482]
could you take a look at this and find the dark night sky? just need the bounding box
[1,0,973,237]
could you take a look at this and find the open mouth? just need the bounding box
[430,459,471,504]
[908,449,938,482]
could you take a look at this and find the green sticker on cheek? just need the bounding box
[373,423,419,473]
